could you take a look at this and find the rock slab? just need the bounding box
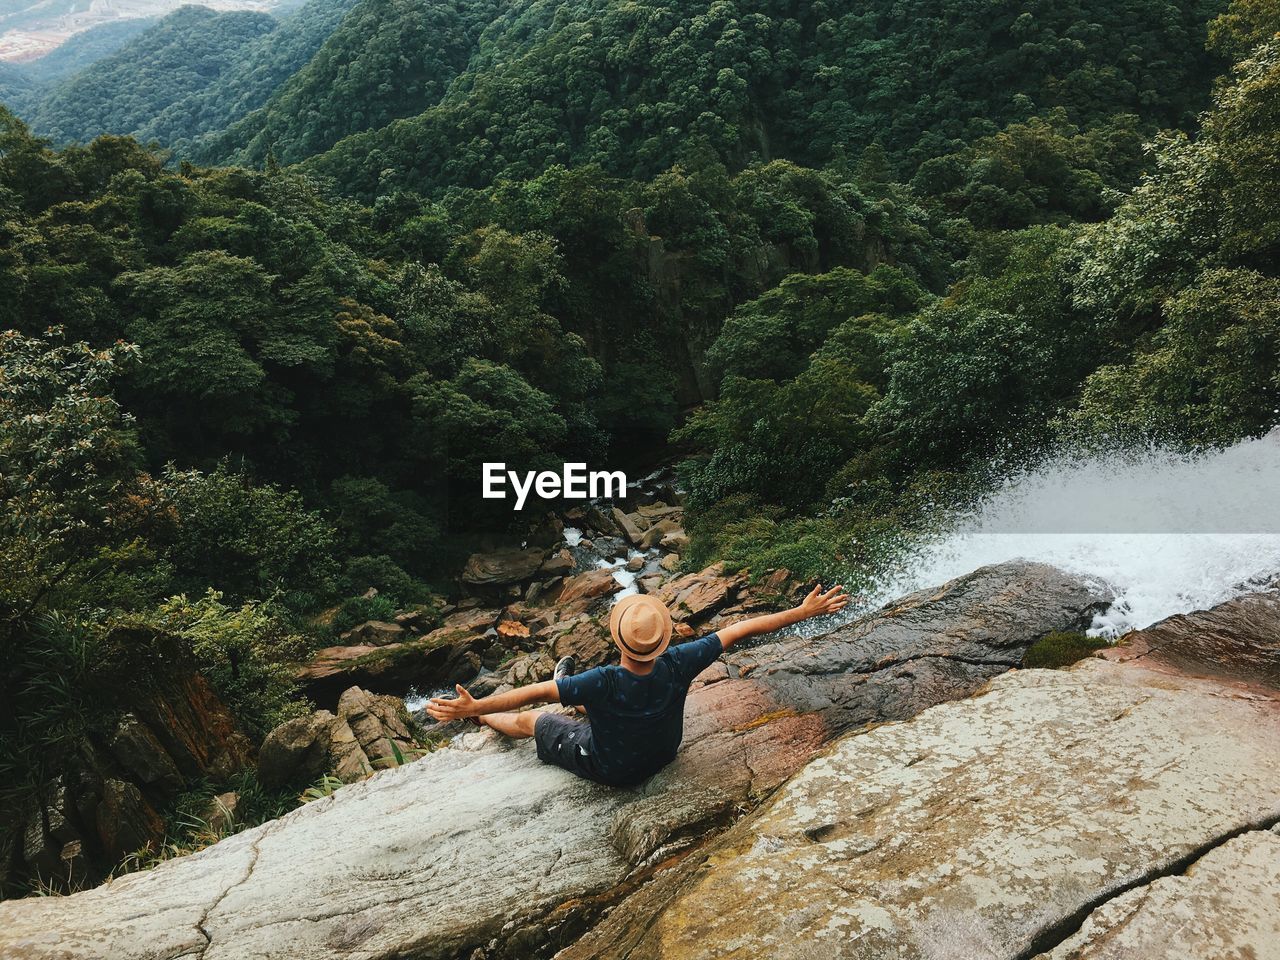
[1040,826,1280,960]
[563,660,1280,960]
[0,562,1104,959]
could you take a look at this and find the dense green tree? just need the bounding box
[1066,40,1280,444]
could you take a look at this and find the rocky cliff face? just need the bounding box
[0,561,1105,958]
[2,625,254,897]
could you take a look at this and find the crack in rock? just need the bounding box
[1015,812,1280,960]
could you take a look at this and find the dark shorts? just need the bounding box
[534,713,611,785]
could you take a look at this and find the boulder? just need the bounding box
[203,792,240,835]
[1041,827,1280,960]
[659,554,681,573]
[393,607,436,633]
[440,607,500,633]
[565,656,1280,960]
[336,687,418,768]
[611,507,644,545]
[557,568,623,603]
[588,536,627,561]
[21,809,60,883]
[1100,584,1280,690]
[639,519,681,550]
[538,549,574,578]
[107,715,183,801]
[339,621,405,646]
[584,505,620,537]
[637,572,666,593]
[461,548,548,587]
[57,841,91,891]
[94,780,164,862]
[0,562,1108,959]
[548,616,615,670]
[298,619,497,708]
[119,627,254,782]
[658,528,689,554]
[635,503,682,522]
[625,555,645,573]
[656,563,748,623]
[327,716,374,783]
[257,712,337,791]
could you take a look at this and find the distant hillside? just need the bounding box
[22,18,158,82]
[0,60,32,110]
[188,0,503,166]
[290,0,1226,197]
[0,19,157,115]
[26,6,278,144]
[133,0,361,151]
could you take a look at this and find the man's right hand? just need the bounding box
[796,583,850,620]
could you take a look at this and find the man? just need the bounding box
[426,582,850,787]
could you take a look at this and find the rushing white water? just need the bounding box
[809,433,1280,639]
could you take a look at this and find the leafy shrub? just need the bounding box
[140,592,312,739]
[331,592,399,635]
[158,465,340,614]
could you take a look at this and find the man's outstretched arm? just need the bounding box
[714,583,850,651]
[425,679,560,722]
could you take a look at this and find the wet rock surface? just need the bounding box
[564,591,1280,960]
[0,562,1104,958]
[1100,582,1280,690]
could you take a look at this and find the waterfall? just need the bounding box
[813,431,1280,638]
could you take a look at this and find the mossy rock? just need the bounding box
[1024,631,1109,669]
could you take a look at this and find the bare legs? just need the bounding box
[479,710,542,739]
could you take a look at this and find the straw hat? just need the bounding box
[609,594,673,661]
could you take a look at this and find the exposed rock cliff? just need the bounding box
[0,561,1104,958]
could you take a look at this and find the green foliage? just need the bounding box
[912,112,1147,228]
[411,358,570,485]
[1067,42,1280,445]
[1208,0,1280,59]
[155,465,339,613]
[297,0,1225,198]
[331,592,399,634]
[195,0,498,166]
[0,329,142,617]
[876,227,1099,465]
[137,0,361,153]
[299,774,345,803]
[1072,269,1280,444]
[138,592,312,739]
[1024,631,1109,669]
[678,266,929,510]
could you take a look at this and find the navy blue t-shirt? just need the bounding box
[554,633,724,786]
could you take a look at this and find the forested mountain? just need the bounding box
[299,0,1226,197]
[132,0,361,151]
[25,7,279,144]
[20,18,158,82]
[0,61,31,109]
[0,18,156,114]
[189,0,503,165]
